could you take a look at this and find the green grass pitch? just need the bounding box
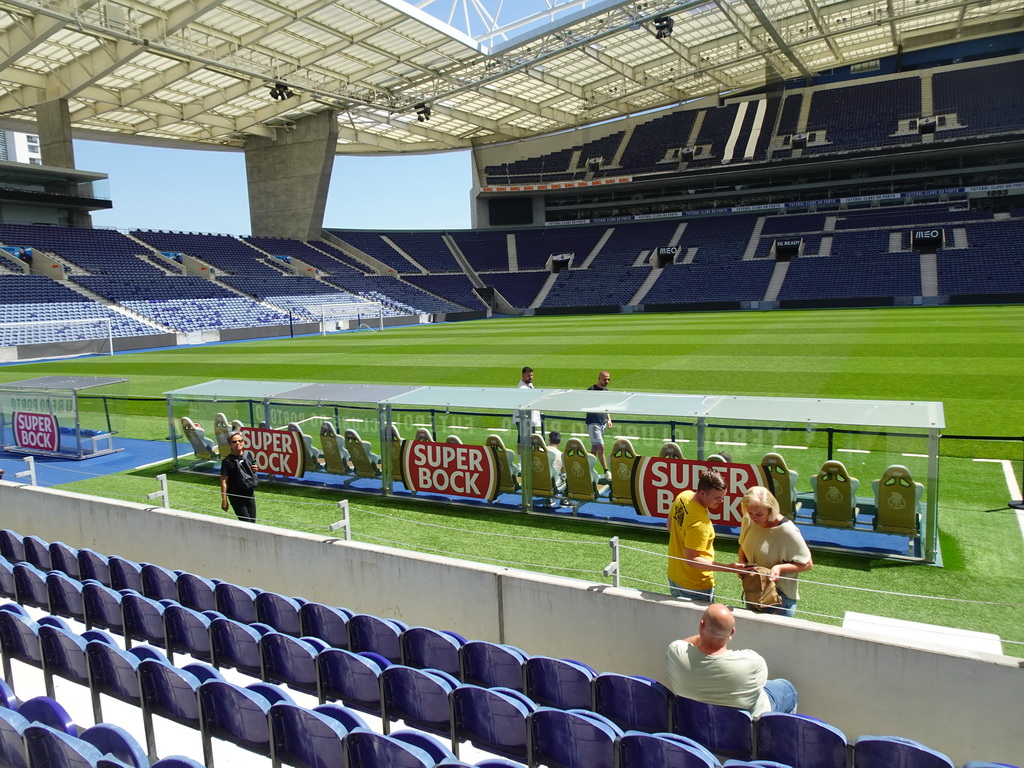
[3,304,1023,649]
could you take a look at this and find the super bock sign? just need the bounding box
[12,412,60,452]
[238,427,306,477]
[401,440,499,500]
[630,457,766,524]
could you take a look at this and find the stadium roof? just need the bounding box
[0,0,1020,155]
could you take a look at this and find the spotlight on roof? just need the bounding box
[414,102,432,122]
[653,16,674,39]
[269,82,294,100]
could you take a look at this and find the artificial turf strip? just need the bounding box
[2,304,1021,649]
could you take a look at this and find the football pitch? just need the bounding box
[3,304,1023,650]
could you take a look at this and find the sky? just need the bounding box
[74,139,475,235]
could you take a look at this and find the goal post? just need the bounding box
[316,301,385,334]
[0,317,113,359]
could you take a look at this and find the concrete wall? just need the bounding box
[1,480,1020,765]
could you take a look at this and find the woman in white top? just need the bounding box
[737,486,813,617]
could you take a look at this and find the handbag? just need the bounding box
[237,454,259,490]
[741,566,782,612]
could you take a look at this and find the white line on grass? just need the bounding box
[838,448,870,454]
[413,423,432,427]
[448,425,470,429]
[774,445,808,450]
[716,441,747,446]
[135,457,184,470]
[618,436,642,440]
[344,418,365,422]
[662,438,691,443]
[570,433,589,437]
[973,459,1024,541]
[902,453,929,458]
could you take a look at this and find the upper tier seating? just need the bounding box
[803,77,922,155]
[0,225,164,277]
[448,230,510,273]
[327,231,422,274]
[480,59,1024,186]
[131,231,284,279]
[932,59,1024,138]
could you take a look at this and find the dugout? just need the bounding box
[165,381,944,563]
[0,376,128,459]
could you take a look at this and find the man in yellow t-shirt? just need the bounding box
[666,469,739,603]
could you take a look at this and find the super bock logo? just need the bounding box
[631,457,766,523]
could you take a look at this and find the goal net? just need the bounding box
[0,317,114,360]
[316,301,385,334]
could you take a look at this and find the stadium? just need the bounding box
[0,0,1022,766]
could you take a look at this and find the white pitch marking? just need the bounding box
[774,445,808,450]
[974,458,1024,541]
[838,448,870,454]
[344,418,365,422]
[902,453,929,458]
[447,425,470,430]
[716,441,747,446]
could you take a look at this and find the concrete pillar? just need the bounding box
[244,110,338,240]
[36,99,92,227]
[36,99,77,169]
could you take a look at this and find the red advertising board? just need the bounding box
[631,457,767,525]
[13,411,60,452]
[401,440,498,500]
[239,427,305,477]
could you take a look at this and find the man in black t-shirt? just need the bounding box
[586,370,613,473]
[220,431,258,522]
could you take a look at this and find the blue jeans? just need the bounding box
[764,678,798,713]
[761,594,797,618]
[669,580,714,604]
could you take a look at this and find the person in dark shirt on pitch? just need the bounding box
[586,370,613,474]
[220,432,258,522]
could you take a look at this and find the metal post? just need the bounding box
[14,456,36,486]
[146,473,170,509]
[380,405,392,498]
[925,428,940,564]
[603,536,620,588]
[166,396,179,468]
[329,499,351,541]
[1010,436,1024,511]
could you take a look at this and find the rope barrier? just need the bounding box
[351,532,606,576]
[620,542,1024,608]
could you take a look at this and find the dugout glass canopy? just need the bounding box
[165,380,944,562]
[0,376,128,459]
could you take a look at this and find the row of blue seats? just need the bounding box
[1,531,1015,768]
[0,602,525,768]
[2,600,1002,768]
[0,658,202,767]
